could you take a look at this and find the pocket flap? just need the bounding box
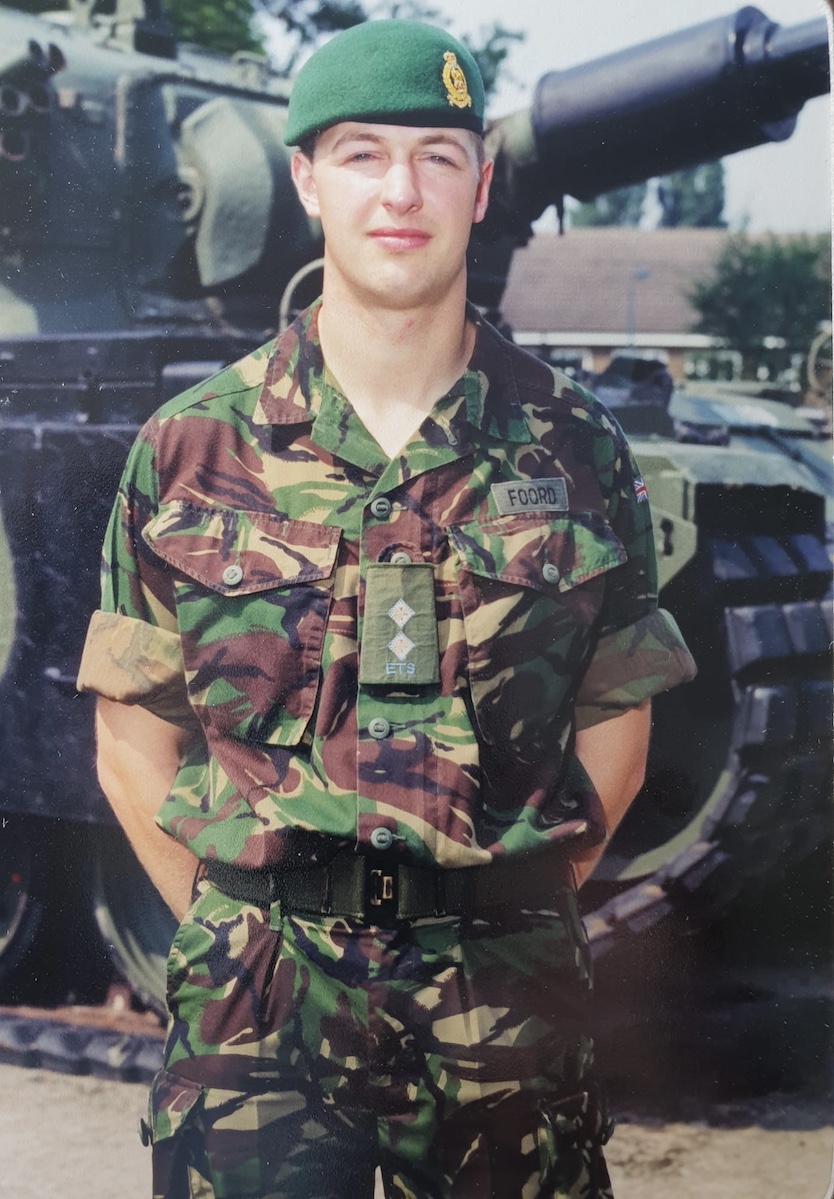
[448,512,626,593]
[143,502,340,595]
[149,1067,204,1144]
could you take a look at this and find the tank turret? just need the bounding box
[0,2,830,1006]
[0,3,827,330]
[473,6,829,306]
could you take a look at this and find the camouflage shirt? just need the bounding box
[78,302,695,871]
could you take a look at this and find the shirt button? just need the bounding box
[370,496,392,519]
[542,563,560,585]
[368,716,391,739]
[370,827,394,851]
[222,564,243,587]
[389,551,412,565]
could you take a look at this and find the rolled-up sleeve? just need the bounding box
[575,607,696,730]
[75,420,195,728]
[77,610,194,726]
[575,409,697,730]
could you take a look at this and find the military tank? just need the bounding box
[583,356,832,951]
[0,0,829,1009]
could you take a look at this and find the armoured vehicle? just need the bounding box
[585,355,832,949]
[0,0,830,1009]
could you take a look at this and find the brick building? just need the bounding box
[500,226,730,381]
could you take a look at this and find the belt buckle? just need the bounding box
[365,858,398,924]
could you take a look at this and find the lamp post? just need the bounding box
[626,266,651,348]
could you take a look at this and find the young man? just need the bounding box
[78,20,695,1199]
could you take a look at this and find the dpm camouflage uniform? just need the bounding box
[78,302,695,1198]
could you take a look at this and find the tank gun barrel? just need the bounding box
[766,19,830,101]
[487,6,830,222]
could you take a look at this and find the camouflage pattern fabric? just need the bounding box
[148,877,612,1199]
[77,301,695,872]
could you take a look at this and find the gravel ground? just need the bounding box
[1,1063,831,1199]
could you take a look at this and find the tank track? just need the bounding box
[583,525,832,956]
[0,1008,162,1083]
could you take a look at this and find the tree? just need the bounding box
[4,0,266,51]
[458,22,523,102]
[657,161,726,228]
[569,182,647,228]
[258,0,368,70]
[166,0,265,54]
[242,0,523,91]
[689,233,831,380]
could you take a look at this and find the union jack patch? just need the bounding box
[633,477,649,503]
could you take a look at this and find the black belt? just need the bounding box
[205,852,574,924]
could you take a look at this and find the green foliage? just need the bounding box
[262,0,368,70]
[263,0,521,91]
[4,0,266,51]
[459,23,524,101]
[166,0,264,54]
[244,0,523,90]
[657,162,726,228]
[569,182,647,228]
[689,233,832,378]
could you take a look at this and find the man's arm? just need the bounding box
[95,697,200,921]
[570,698,652,888]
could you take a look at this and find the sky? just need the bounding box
[429,0,832,234]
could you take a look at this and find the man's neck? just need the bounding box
[316,279,474,458]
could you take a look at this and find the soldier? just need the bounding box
[77,19,695,1199]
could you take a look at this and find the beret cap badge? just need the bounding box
[442,52,472,110]
[283,21,485,145]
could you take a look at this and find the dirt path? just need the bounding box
[1,1065,150,1199]
[1,1063,831,1199]
[606,1106,833,1199]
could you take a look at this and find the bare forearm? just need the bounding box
[96,697,200,921]
[571,699,651,887]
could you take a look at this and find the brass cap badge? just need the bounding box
[442,51,472,109]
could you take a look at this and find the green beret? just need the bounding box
[284,20,485,146]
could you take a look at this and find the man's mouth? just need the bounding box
[368,228,431,250]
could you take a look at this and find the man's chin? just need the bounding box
[343,266,466,314]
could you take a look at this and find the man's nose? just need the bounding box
[380,161,422,213]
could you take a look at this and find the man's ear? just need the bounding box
[472,157,494,226]
[291,150,320,218]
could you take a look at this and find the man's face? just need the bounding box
[291,122,493,312]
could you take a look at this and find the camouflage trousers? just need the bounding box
[148,876,614,1199]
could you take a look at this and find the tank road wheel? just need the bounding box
[0,819,47,985]
[92,829,177,1015]
[0,503,47,985]
[806,323,832,400]
[583,511,833,957]
[0,505,15,684]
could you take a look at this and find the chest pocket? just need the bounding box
[448,512,625,758]
[143,502,340,745]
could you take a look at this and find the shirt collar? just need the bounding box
[253,301,326,427]
[253,298,531,446]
